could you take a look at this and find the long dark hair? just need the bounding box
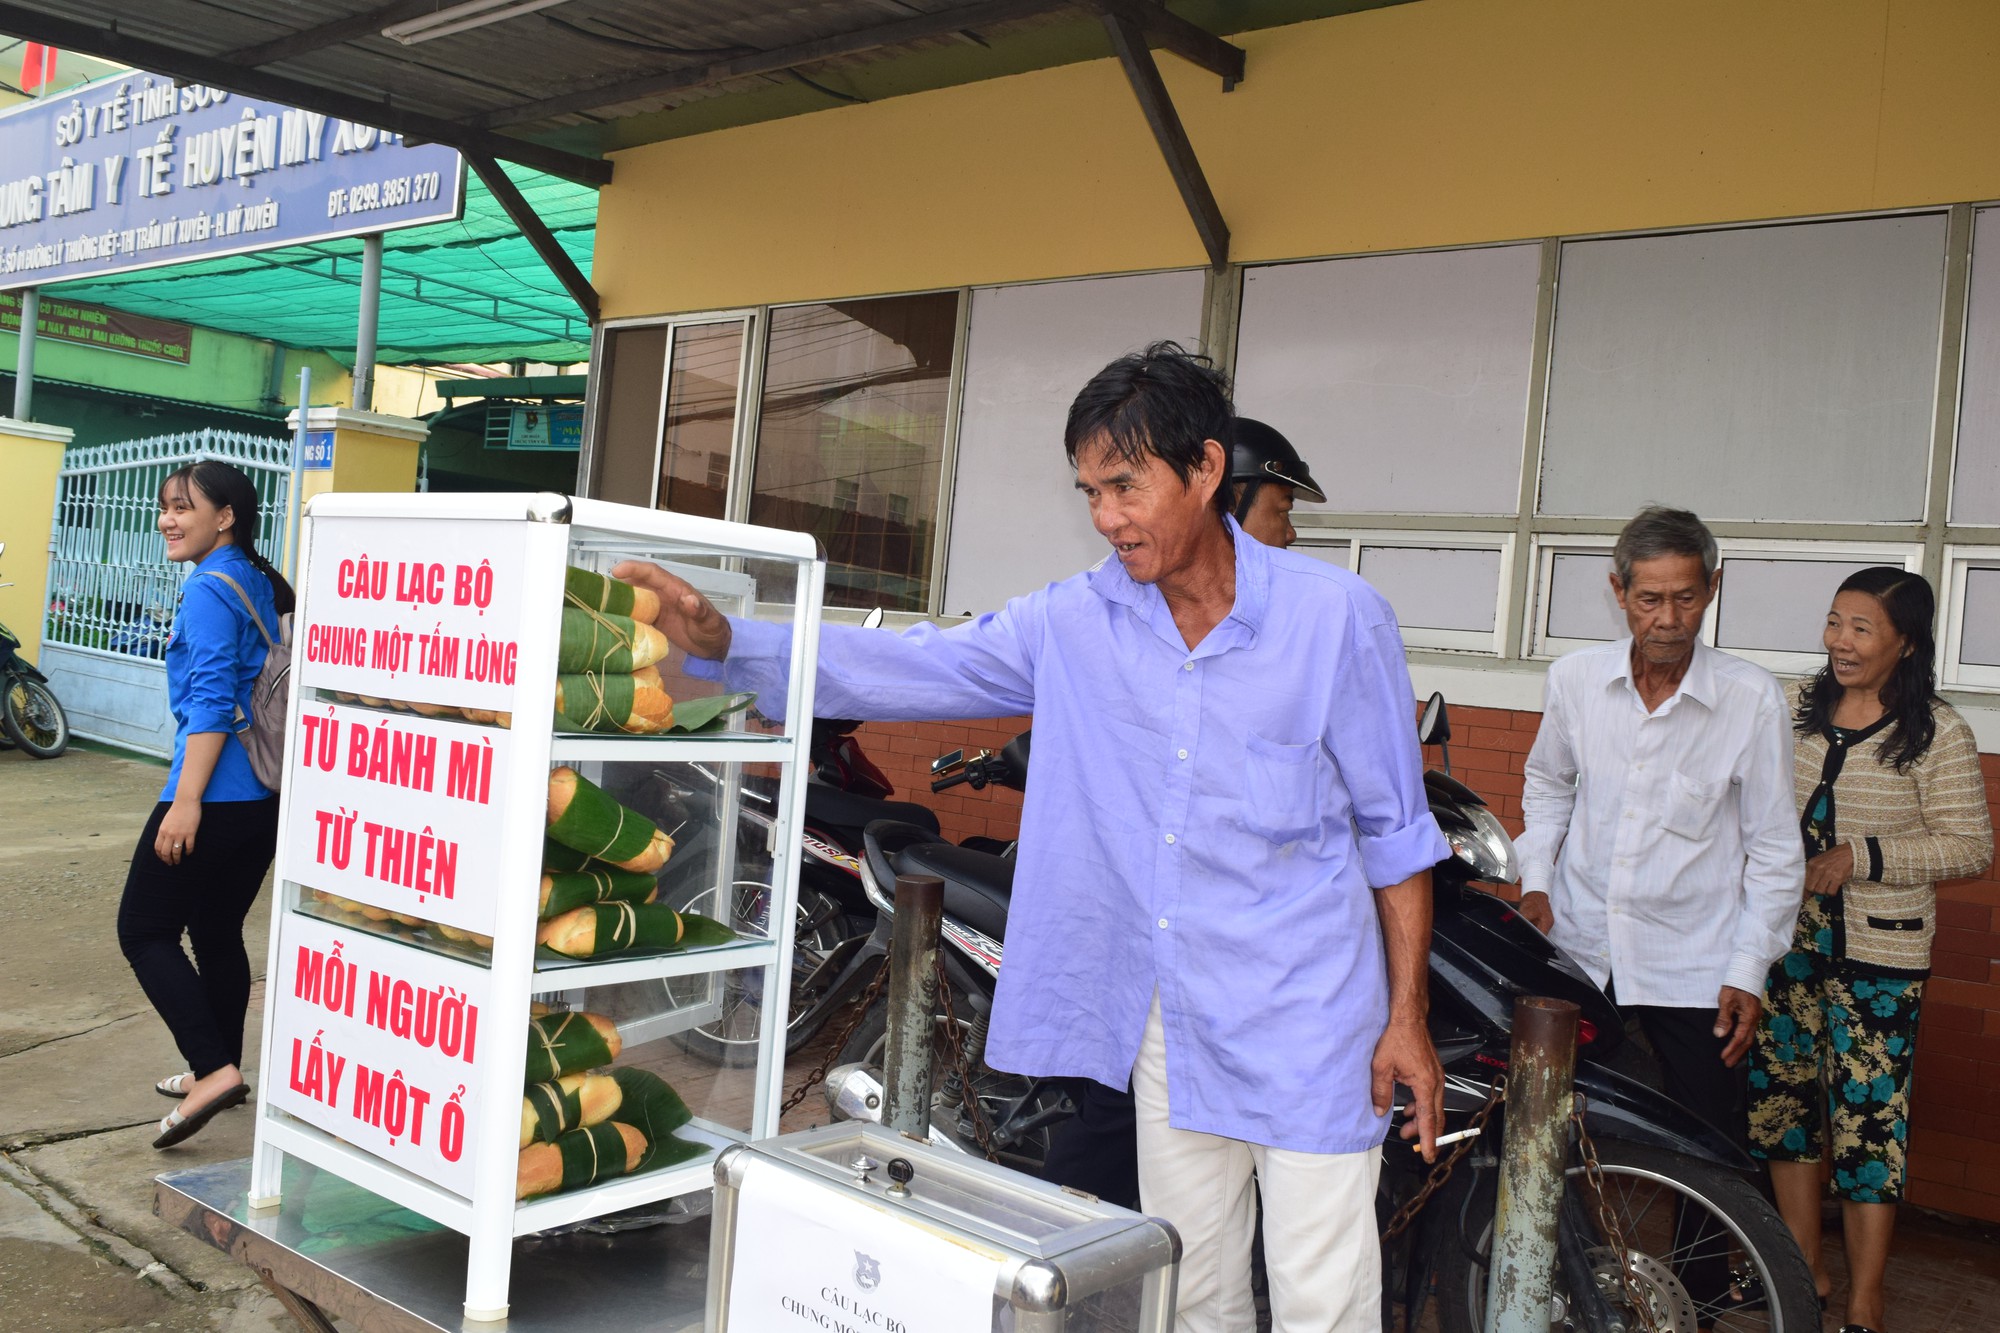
[1794,566,1936,771]
[160,460,297,616]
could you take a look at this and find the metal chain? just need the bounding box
[1380,1077,1506,1241]
[778,954,890,1117]
[1573,1095,1662,1333]
[934,966,1000,1162]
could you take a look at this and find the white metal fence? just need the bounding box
[41,429,292,756]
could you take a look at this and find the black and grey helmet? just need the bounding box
[1230,418,1325,504]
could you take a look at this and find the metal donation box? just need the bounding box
[707,1122,1179,1332]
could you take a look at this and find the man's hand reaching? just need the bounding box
[612,561,733,661]
[1713,985,1761,1067]
[1518,890,1554,934]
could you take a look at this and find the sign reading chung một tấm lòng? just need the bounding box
[0,73,465,290]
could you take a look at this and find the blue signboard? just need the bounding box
[301,430,335,470]
[0,73,465,290]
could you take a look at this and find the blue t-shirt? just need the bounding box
[162,544,277,803]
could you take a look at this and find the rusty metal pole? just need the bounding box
[881,873,944,1139]
[1485,996,1581,1333]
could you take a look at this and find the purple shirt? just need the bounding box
[701,518,1447,1152]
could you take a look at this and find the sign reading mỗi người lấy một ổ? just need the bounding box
[0,72,464,289]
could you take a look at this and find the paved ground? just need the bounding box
[3,743,1997,1333]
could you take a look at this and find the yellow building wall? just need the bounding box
[0,423,72,669]
[595,0,2000,318]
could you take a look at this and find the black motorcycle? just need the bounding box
[827,700,1819,1333]
[0,541,69,759]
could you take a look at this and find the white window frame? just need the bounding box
[1326,530,1515,655]
[1526,535,1924,672]
[1941,544,2000,690]
[1706,538,1925,676]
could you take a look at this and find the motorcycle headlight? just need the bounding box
[1444,804,1520,884]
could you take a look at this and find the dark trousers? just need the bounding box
[1615,989,1751,1320]
[117,798,278,1079]
[1040,1076,1142,1209]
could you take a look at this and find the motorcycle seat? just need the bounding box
[806,784,941,837]
[893,842,1013,943]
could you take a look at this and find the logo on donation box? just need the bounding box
[297,516,527,712]
[266,914,486,1196]
[725,1169,1002,1333]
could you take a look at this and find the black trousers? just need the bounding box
[1039,1076,1142,1209]
[1614,988,1751,1321]
[117,798,279,1079]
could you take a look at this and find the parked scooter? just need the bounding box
[0,542,70,759]
[826,700,1818,1333]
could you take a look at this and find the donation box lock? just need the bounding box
[706,1122,1180,1333]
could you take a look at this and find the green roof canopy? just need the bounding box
[48,162,594,366]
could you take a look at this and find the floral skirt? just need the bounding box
[1747,911,1923,1203]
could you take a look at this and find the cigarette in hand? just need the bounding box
[1415,1126,1482,1151]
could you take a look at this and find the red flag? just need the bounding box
[21,43,57,93]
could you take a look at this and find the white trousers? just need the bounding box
[1132,995,1383,1333]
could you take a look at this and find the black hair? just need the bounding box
[1793,566,1937,771]
[1612,506,1718,587]
[160,460,297,616]
[1063,340,1235,515]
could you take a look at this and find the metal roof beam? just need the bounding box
[0,3,612,186]
[465,152,600,324]
[475,0,1073,129]
[221,0,447,69]
[1100,7,1227,271]
[1089,0,1242,89]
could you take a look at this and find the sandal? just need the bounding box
[155,1072,195,1098]
[152,1082,250,1149]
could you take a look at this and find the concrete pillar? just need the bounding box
[281,405,428,569]
[0,417,74,669]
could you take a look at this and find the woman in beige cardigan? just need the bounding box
[1747,568,1992,1333]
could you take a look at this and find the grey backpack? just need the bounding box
[205,570,293,793]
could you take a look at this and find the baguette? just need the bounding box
[553,665,676,734]
[565,566,663,625]
[537,902,687,958]
[516,1121,646,1199]
[523,1010,622,1083]
[557,606,668,674]
[519,1073,624,1147]
[545,767,673,872]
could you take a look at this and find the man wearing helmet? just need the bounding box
[1230,417,1327,550]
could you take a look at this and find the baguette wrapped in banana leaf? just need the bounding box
[545,767,673,872]
[516,1121,646,1199]
[519,1073,624,1147]
[538,866,658,920]
[553,665,675,734]
[523,1010,622,1083]
[557,606,668,674]
[565,566,663,625]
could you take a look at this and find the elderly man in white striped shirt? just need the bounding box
[1518,506,1803,1143]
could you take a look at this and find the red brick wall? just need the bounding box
[853,704,2000,1224]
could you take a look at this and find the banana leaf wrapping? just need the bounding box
[557,607,668,674]
[607,1068,705,1174]
[553,665,676,734]
[536,902,681,957]
[523,1010,622,1083]
[546,767,673,872]
[516,1121,646,1200]
[519,1073,623,1147]
[565,566,662,625]
[538,866,658,920]
[543,838,595,873]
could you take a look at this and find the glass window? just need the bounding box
[942,271,1206,616]
[749,294,959,611]
[1540,216,1946,522]
[1542,549,1623,646]
[1234,244,1541,515]
[656,321,746,520]
[1952,208,2000,524]
[1955,561,2000,668]
[1713,557,1877,655]
[587,324,667,504]
[1356,544,1503,635]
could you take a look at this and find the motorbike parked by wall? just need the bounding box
[826,700,1818,1333]
[0,542,70,759]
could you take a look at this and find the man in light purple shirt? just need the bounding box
[620,343,1449,1332]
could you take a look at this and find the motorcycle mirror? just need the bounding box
[862,607,886,629]
[1418,692,1450,746]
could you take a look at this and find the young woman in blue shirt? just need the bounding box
[119,460,293,1149]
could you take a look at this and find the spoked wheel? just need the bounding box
[1434,1141,1819,1333]
[834,992,1063,1173]
[666,883,856,1067]
[2,677,69,759]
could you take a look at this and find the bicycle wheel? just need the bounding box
[2,677,69,758]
